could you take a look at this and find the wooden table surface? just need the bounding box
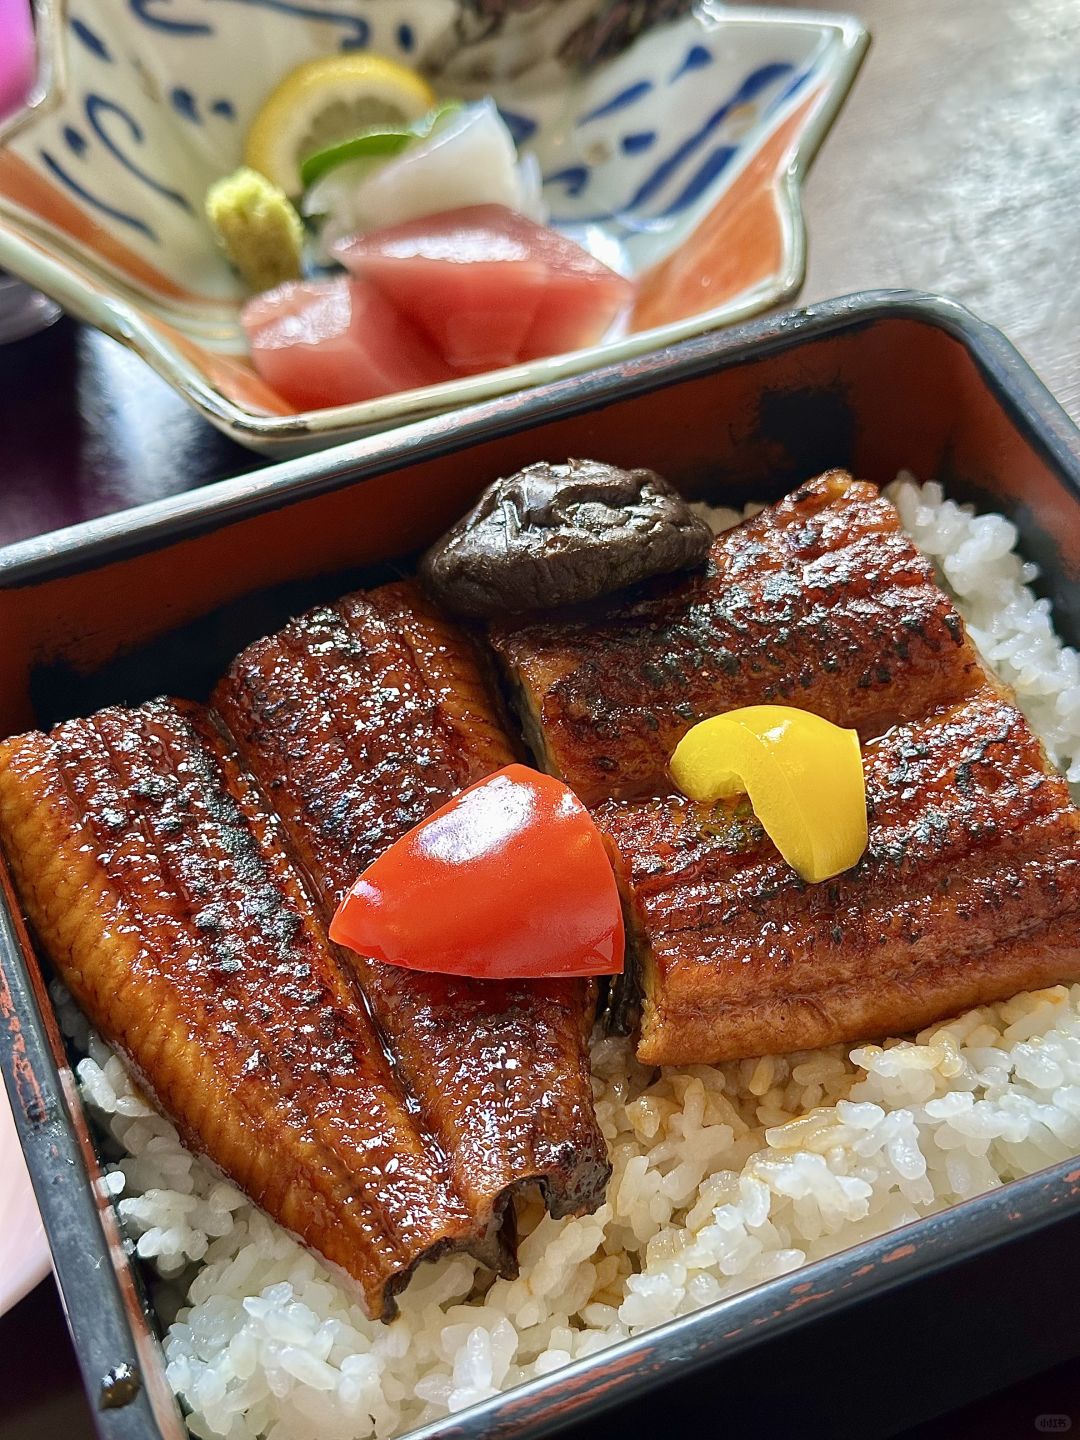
[2,0,1079,1435]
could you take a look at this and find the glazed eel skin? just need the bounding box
[0,583,607,1319]
[490,471,985,805]
[597,685,1080,1064]
[493,470,1080,1063]
[0,700,483,1319]
[213,581,607,1234]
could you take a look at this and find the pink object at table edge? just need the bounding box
[0,0,36,121]
[0,1085,50,1316]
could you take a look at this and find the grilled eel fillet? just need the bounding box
[489,471,985,805]
[0,699,489,1320]
[597,685,1080,1064]
[213,579,608,1236]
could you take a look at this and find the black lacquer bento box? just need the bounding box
[3,291,1080,1440]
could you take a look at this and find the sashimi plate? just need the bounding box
[0,2,867,455]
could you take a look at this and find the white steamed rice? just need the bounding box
[58,475,1080,1440]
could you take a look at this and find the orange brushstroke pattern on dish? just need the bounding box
[213,580,608,1227]
[0,699,486,1320]
[598,684,1080,1064]
[490,471,986,805]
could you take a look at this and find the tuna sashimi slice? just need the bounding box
[523,264,635,362]
[241,277,455,411]
[335,208,546,371]
[334,205,634,372]
[502,213,635,361]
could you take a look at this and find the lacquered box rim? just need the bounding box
[407,1157,1080,1440]
[2,288,1079,588]
[3,287,1080,1440]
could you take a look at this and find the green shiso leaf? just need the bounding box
[299,99,464,189]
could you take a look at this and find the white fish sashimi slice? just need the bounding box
[515,152,548,225]
[304,101,546,248]
[304,156,383,258]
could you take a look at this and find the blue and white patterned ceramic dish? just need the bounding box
[0,2,867,455]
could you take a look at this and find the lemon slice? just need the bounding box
[244,55,438,196]
[670,706,868,883]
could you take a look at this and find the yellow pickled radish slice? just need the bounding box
[670,706,868,883]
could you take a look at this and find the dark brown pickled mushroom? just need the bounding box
[420,458,713,617]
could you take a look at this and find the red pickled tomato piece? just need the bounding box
[329,764,624,980]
